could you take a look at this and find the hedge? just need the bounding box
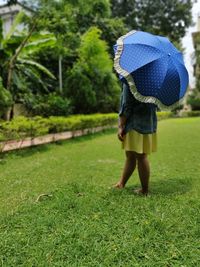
[179,110,200,117]
[0,111,198,143]
[0,114,118,142]
[156,111,173,120]
[157,110,200,119]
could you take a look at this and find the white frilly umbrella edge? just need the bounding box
[113,30,188,111]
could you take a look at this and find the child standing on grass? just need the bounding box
[114,80,157,195]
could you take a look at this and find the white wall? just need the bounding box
[0,4,32,36]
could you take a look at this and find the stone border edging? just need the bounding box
[0,125,116,152]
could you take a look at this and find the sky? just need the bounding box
[0,0,200,87]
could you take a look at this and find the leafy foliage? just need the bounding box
[0,115,49,140]
[0,12,57,119]
[7,0,18,5]
[23,92,72,117]
[95,17,128,55]
[0,77,13,116]
[65,27,120,114]
[0,0,194,117]
[0,113,118,141]
[110,0,193,42]
[187,92,200,110]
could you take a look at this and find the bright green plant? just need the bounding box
[0,113,118,141]
[156,111,173,120]
[65,27,120,114]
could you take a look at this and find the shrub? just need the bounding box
[0,131,6,142]
[0,114,118,141]
[157,111,173,120]
[186,111,200,117]
[47,116,83,133]
[0,116,49,140]
[187,88,200,111]
[180,111,200,117]
[187,98,200,111]
[23,93,72,117]
[64,27,120,114]
[3,111,195,143]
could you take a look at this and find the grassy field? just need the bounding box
[0,117,200,266]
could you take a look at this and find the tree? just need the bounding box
[65,0,128,55]
[0,12,56,119]
[2,0,124,116]
[24,0,125,113]
[65,27,120,114]
[28,0,128,58]
[110,0,193,43]
[7,0,18,5]
[95,17,128,55]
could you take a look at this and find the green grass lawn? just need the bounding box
[0,117,200,266]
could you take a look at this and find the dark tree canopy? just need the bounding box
[7,0,18,4]
[110,0,193,42]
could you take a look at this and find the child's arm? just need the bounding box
[118,115,126,141]
[118,82,130,141]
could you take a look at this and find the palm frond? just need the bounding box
[21,35,56,55]
[12,70,25,89]
[28,32,56,42]
[17,58,56,80]
[16,63,49,92]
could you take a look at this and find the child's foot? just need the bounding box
[133,188,149,196]
[112,182,125,189]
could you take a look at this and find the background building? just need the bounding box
[0,1,32,36]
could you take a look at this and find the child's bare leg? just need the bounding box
[136,153,150,194]
[114,151,136,188]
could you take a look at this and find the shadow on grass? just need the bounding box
[0,128,116,160]
[108,176,192,197]
[2,143,51,159]
[150,177,192,196]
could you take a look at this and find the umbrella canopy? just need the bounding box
[113,30,189,110]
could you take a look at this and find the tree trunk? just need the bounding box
[9,104,14,120]
[59,55,63,94]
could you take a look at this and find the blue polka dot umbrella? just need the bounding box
[113,30,189,110]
